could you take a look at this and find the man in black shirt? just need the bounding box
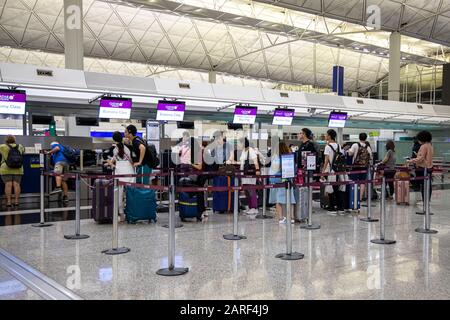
[298,128,318,169]
[125,124,151,184]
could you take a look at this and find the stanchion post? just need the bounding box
[157,170,189,276]
[102,178,130,255]
[32,169,53,228]
[224,175,246,240]
[371,176,396,245]
[276,180,304,260]
[415,167,438,234]
[416,166,434,215]
[361,165,378,222]
[301,171,320,230]
[255,173,272,219]
[64,173,89,240]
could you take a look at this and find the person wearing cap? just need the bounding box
[46,141,70,203]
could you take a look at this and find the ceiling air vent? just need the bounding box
[178,83,191,89]
[280,92,289,98]
[356,99,364,104]
[36,69,53,77]
[417,104,423,109]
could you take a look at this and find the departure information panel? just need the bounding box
[156,100,185,121]
[99,97,132,119]
[0,90,26,115]
[328,111,348,128]
[272,108,295,126]
[233,106,257,124]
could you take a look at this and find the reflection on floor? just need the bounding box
[0,268,42,300]
[0,190,449,300]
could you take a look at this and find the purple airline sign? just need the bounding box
[100,99,132,109]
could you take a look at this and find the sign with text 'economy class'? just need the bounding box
[233,106,257,124]
[99,97,132,119]
[0,90,26,115]
[272,108,295,126]
[156,100,185,121]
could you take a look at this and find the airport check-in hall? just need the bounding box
[1,0,450,304]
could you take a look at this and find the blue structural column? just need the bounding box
[332,66,344,96]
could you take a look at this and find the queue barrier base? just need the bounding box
[300,223,321,230]
[416,211,434,216]
[156,267,189,277]
[223,234,246,241]
[370,239,396,245]
[161,223,183,228]
[32,223,53,228]
[102,247,131,255]
[360,217,379,222]
[415,228,438,234]
[255,214,273,219]
[275,252,304,260]
[64,234,90,240]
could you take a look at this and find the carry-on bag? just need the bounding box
[91,179,114,224]
[125,187,157,223]
[212,175,235,213]
[345,184,361,211]
[394,171,410,205]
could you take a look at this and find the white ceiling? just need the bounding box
[0,0,448,93]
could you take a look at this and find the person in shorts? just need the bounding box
[46,141,70,203]
[0,135,25,209]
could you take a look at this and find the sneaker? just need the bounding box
[416,201,424,206]
[63,195,69,203]
[250,208,259,214]
[50,187,62,195]
[279,217,287,224]
[326,207,337,216]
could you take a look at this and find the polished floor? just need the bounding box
[0,189,449,300]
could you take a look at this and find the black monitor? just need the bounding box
[177,121,195,129]
[32,115,54,125]
[227,122,243,130]
[76,117,99,126]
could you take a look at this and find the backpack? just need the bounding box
[353,143,370,166]
[329,144,346,173]
[61,145,79,165]
[135,137,160,169]
[6,145,23,169]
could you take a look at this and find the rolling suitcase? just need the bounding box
[178,192,202,221]
[395,181,410,205]
[346,184,361,211]
[295,187,309,221]
[125,187,157,223]
[91,179,114,224]
[212,175,234,213]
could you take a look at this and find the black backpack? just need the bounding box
[329,144,346,173]
[135,137,160,169]
[6,144,23,169]
[61,145,79,165]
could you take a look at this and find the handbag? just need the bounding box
[243,150,256,175]
[218,164,236,175]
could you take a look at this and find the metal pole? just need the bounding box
[64,173,89,240]
[157,170,189,276]
[371,176,396,244]
[276,180,304,260]
[416,166,434,215]
[361,165,378,222]
[256,173,272,219]
[102,179,130,255]
[301,171,320,230]
[224,175,246,240]
[415,167,438,234]
[32,169,52,227]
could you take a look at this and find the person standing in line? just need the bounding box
[0,135,25,209]
[407,131,434,206]
[378,140,396,200]
[321,129,345,214]
[106,131,135,222]
[269,141,296,224]
[347,133,372,201]
[124,124,151,184]
[239,137,260,215]
[46,141,70,203]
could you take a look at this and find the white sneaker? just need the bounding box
[279,217,287,224]
[416,201,424,206]
[250,208,259,214]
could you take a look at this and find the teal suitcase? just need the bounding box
[125,187,157,223]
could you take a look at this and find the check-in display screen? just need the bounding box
[272,108,295,125]
[156,101,185,121]
[328,112,348,128]
[0,90,26,115]
[99,98,132,119]
[233,106,257,124]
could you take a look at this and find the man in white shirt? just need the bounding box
[347,132,372,201]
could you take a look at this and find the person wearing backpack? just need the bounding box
[124,124,159,185]
[321,129,345,214]
[347,133,373,202]
[0,135,25,208]
[46,141,71,203]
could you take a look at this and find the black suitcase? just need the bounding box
[91,179,114,224]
